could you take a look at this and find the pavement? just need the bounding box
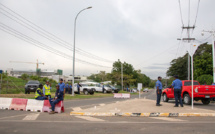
[70,89,215,116]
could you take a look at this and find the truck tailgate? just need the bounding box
[196,85,215,95]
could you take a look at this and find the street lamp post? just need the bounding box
[72,7,92,96]
[202,30,215,82]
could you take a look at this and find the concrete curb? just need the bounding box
[70,112,215,117]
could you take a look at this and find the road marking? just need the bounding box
[99,103,105,106]
[149,117,186,122]
[72,107,82,111]
[23,113,40,121]
[75,116,105,122]
[0,113,30,120]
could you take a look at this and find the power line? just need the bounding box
[0,22,112,68]
[178,0,184,26]
[193,0,200,27]
[0,3,114,63]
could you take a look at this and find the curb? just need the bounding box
[70,112,215,117]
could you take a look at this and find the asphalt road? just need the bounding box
[1,90,215,134]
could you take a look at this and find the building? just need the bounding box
[7,68,63,78]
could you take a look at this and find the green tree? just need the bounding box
[196,74,213,85]
[20,74,29,81]
[166,53,188,80]
[193,43,212,79]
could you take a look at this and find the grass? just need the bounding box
[0,91,139,100]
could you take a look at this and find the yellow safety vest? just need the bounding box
[35,88,42,98]
[44,84,51,95]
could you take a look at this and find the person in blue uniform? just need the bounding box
[65,82,69,94]
[170,75,183,107]
[155,76,162,106]
[69,83,72,94]
[77,83,81,94]
[49,85,64,114]
[58,79,65,97]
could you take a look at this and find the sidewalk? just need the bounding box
[70,97,215,117]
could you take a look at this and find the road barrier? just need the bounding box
[54,101,65,113]
[0,97,12,110]
[9,98,28,111]
[42,100,51,113]
[114,93,130,99]
[26,99,44,112]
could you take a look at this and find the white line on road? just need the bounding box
[150,117,186,122]
[72,107,82,111]
[99,103,105,106]
[75,116,105,122]
[23,113,40,121]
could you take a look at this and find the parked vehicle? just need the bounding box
[73,83,94,95]
[143,88,149,92]
[25,80,40,94]
[162,80,215,105]
[109,85,119,93]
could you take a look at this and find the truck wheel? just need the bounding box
[183,94,191,105]
[163,93,169,102]
[25,89,27,94]
[201,99,210,105]
[83,90,88,95]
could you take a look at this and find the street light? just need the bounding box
[201,30,215,82]
[72,7,92,96]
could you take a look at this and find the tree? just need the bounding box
[20,74,29,81]
[193,43,212,79]
[196,74,213,85]
[166,53,188,80]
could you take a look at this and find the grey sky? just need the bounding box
[0,0,214,79]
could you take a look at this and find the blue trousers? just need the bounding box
[36,96,47,100]
[156,90,162,104]
[49,98,61,111]
[174,90,183,106]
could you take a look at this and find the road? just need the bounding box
[0,90,215,134]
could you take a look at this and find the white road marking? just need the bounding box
[75,116,105,122]
[0,113,30,120]
[22,113,40,121]
[150,117,186,122]
[99,103,105,106]
[72,107,82,111]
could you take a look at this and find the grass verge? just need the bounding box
[0,91,139,100]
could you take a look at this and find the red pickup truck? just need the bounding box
[162,80,215,105]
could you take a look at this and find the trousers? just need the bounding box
[35,96,47,100]
[156,89,162,104]
[49,98,61,111]
[174,90,183,106]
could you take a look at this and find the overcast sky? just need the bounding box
[0,0,214,79]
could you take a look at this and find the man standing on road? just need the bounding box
[155,76,162,106]
[170,75,183,107]
[65,82,69,94]
[49,85,64,114]
[35,84,48,100]
[58,79,65,97]
[43,80,51,99]
[77,83,81,94]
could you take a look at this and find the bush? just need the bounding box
[196,74,213,85]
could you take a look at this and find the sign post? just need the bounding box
[138,83,142,99]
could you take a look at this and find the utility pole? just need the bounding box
[178,26,195,80]
[121,63,123,91]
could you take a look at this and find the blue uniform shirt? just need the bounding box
[65,84,69,88]
[58,83,65,92]
[212,83,215,85]
[69,85,72,89]
[55,89,64,101]
[172,79,182,90]
[156,80,162,90]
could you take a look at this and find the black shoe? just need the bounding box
[174,105,179,107]
[181,105,184,107]
[156,104,162,106]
